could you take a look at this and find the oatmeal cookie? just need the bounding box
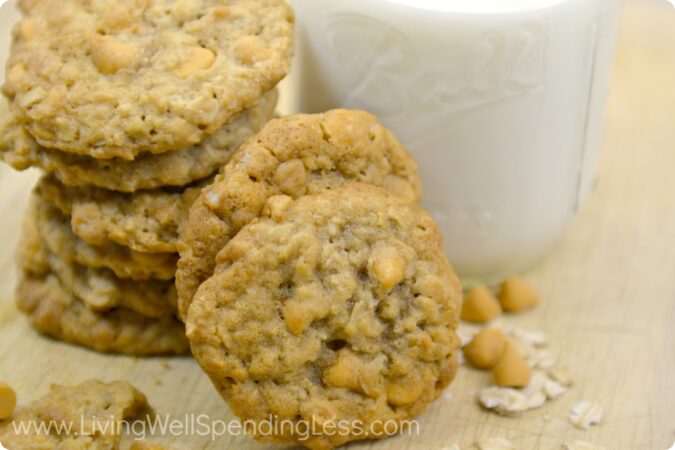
[15,217,187,354]
[186,184,461,450]
[33,191,177,280]
[0,380,151,449]
[36,174,206,253]
[176,110,422,319]
[19,210,176,318]
[3,0,293,157]
[0,90,277,191]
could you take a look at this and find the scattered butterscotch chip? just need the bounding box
[461,285,502,323]
[477,437,516,450]
[498,276,540,312]
[493,340,532,387]
[463,328,507,369]
[570,401,604,430]
[0,382,17,420]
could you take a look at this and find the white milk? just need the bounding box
[290,0,620,283]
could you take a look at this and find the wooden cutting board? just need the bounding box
[0,1,673,448]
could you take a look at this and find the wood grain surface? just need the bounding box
[0,1,673,449]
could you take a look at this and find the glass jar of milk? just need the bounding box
[289,0,621,284]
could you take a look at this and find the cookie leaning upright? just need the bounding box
[176,109,422,319]
[186,183,462,449]
[3,0,294,158]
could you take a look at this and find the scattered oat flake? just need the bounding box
[511,327,548,347]
[548,366,573,386]
[564,441,606,450]
[476,437,516,450]
[543,379,567,399]
[526,390,547,409]
[534,350,558,369]
[479,386,528,415]
[570,401,604,429]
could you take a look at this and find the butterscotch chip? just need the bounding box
[176,46,216,78]
[186,184,461,449]
[3,0,293,158]
[0,380,150,448]
[0,382,16,420]
[461,285,502,323]
[0,90,277,192]
[176,109,422,320]
[90,36,140,74]
[463,328,507,369]
[498,276,540,312]
[493,340,532,387]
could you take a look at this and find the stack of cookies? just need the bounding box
[0,0,294,355]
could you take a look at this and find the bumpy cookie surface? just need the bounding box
[21,209,176,317]
[187,184,461,450]
[0,380,150,449]
[33,189,177,280]
[16,213,188,355]
[0,90,277,191]
[37,175,206,253]
[3,0,292,157]
[176,109,422,319]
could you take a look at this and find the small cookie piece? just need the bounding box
[37,174,207,253]
[0,380,150,448]
[33,191,177,280]
[187,184,461,450]
[3,0,293,157]
[15,218,187,355]
[0,90,277,192]
[177,109,422,320]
